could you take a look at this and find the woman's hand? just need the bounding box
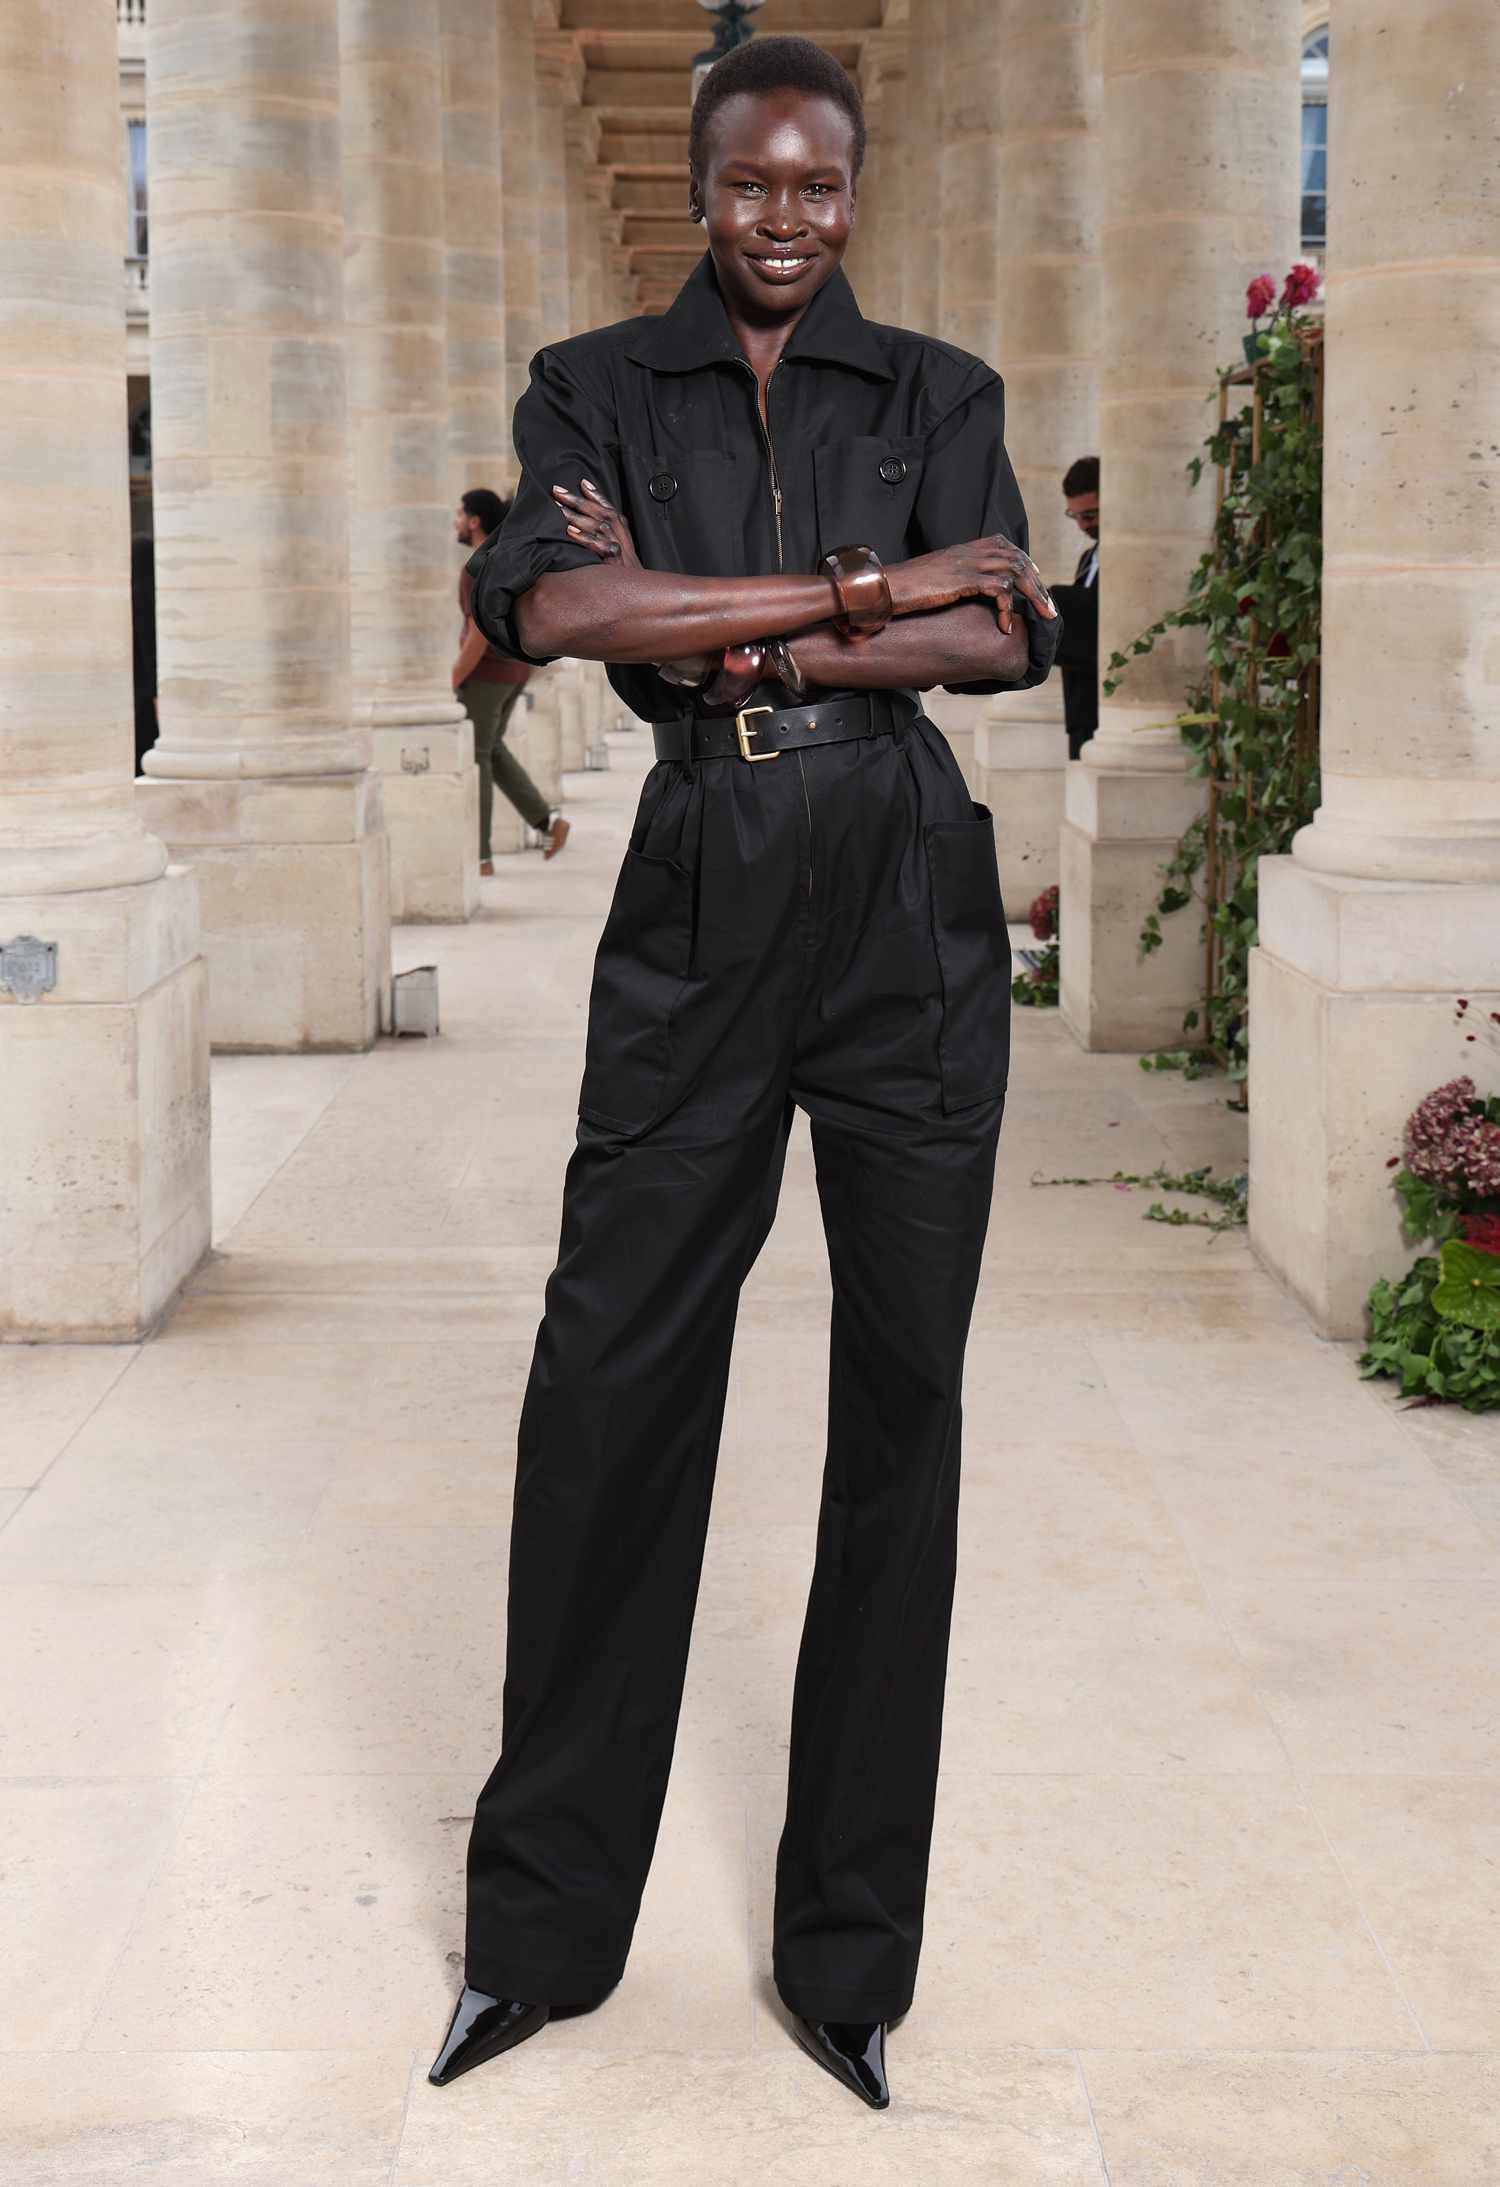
[553,478,717,686]
[552,479,640,568]
[886,536,1056,635]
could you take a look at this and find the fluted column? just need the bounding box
[440,0,508,497]
[903,0,945,336]
[498,0,542,446]
[1060,0,1300,1050]
[1,0,209,1336]
[493,0,559,843]
[1249,0,1500,1334]
[341,0,477,922]
[842,39,905,328]
[139,0,390,1050]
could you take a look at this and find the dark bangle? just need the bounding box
[764,636,806,698]
[700,640,765,710]
[817,544,893,641]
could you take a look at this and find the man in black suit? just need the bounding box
[1048,456,1099,759]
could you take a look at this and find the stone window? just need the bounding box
[1301,27,1329,252]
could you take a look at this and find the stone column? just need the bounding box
[0,0,209,1337]
[976,0,1100,907]
[1249,0,1500,1335]
[140,0,390,1051]
[1059,0,1300,1050]
[903,0,945,337]
[342,0,477,923]
[494,0,559,844]
[439,0,509,498]
[842,34,905,328]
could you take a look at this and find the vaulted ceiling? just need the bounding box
[540,0,892,313]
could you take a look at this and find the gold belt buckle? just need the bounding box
[735,703,780,762]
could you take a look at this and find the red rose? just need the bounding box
[1028,884,1059,941]
[1245,274,1277,320]
[1460,1212,1500,1255]
[1281,262,1320,310]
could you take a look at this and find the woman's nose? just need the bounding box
[758,195,808,238]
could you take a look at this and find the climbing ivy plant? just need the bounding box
[1102,281,1325,1089]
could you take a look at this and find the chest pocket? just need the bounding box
[812,435,924,562]
[620,445,738,576]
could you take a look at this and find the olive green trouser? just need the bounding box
[461,679,550,855]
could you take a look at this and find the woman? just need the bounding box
[431,34,1060,2111]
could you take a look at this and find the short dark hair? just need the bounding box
[461,487,507,534]
[1062,456,1099,498]
[690,35,866,182]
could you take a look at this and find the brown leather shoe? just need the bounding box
[542,814,570,861]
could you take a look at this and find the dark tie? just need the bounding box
[1074,543,1095,584]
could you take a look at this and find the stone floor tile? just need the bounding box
[1305,1774,1500,2047]
[0,1583,245,1776]
[1209,1575,1500,1776]
[746,1772,1422,2054]
[0,1780,189,2049]
[84,1772,474,2052]
[943,1565,1288,1776]
[1079,2049,1500,2186]
[0,1344,136,1487]
[394,2045,1108,2186]
[0,1433,331,1584]
[204,1525,509,1777]
[0,2050,411,2187]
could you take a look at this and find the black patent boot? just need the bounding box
[790,2016,891,2109]
[428,1986,550,2086]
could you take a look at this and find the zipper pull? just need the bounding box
[773,484,783,515]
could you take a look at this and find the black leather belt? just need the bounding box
[652,688,917,765]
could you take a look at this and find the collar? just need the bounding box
[623,252,895,381]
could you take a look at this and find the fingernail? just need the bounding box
[581,478,597,491]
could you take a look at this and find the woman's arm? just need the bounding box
[527,480,1057,672]
[515,564,840,666]
[785,605,1030,691]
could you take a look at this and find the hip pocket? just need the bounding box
[924,802,1011,1111]
[577,849,693,1134]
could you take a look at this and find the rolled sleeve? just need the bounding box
[467,348,623,665]
[912,364,1063,697]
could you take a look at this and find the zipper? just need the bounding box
[740,359,785,570]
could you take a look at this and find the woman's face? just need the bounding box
[691,88,857,320]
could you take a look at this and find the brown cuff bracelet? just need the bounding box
[818,544,893,641]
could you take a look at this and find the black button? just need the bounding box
[648,471,677,501]
[878,455,907,485]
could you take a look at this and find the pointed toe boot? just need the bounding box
[428,1986,550,2087]
[791,2016,891,2109]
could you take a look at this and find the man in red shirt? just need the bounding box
[454,489,569,873]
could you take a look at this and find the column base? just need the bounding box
[975,689,1069,904]
[1248,855,1500,1338]
[1058,756,1206,1051]
[370,712,479,923]
[0,866,210,1341]
[135,774,391,1053]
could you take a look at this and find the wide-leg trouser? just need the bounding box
[464,705,1012,2021]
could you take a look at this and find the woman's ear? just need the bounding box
[687,171,704,225]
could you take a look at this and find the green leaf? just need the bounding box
[1433,1239,1500,1330]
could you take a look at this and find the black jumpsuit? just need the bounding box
[463,254,1061,2024]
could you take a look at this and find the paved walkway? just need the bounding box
[3,732,1497,2184]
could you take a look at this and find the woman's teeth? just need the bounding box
[757,254,811,272]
